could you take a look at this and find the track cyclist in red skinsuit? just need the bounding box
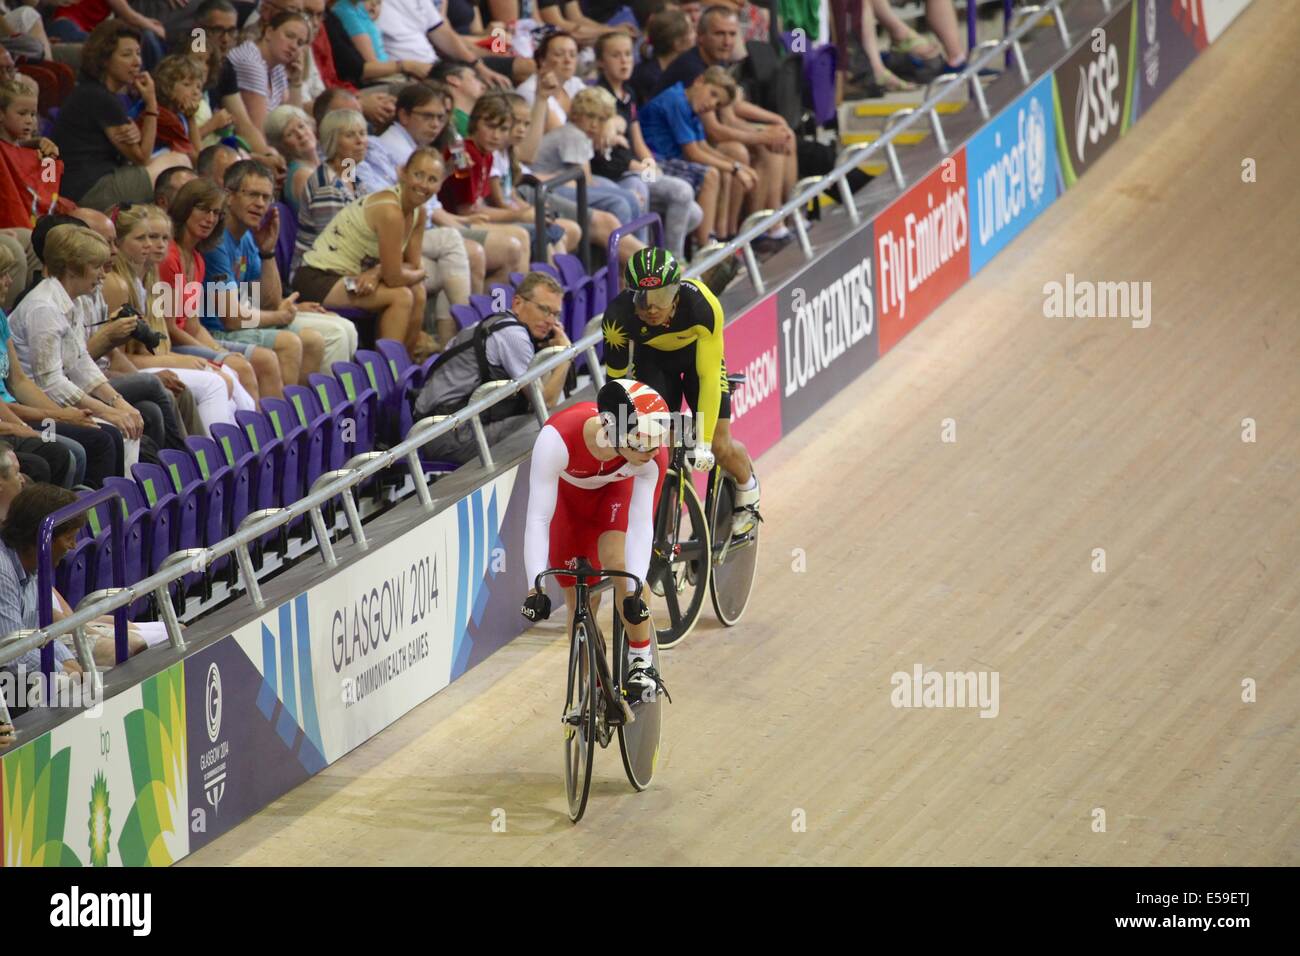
[521,379,672,700]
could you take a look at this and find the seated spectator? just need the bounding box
[265,104,319,215]
[641,67,754,239]
[0,483,85,679]
[0,244,119,488]
[30,212,193,459]
[196,142,241,184]
[103,204,253,429]
[8,225,152,470]
[430,59,486,137]
[594,34,708,256]
[294,147,436,356]
[154,165,198,213]
[435,95,538,285]
[293,107,366,273]
[49,0,167,71]
[516,30,588,132]
[630,6,694,105]
[355,85,477,348]
[412,270,571,464]
[153,54,207,164]
[0,79,49,306]
[0,403,74,489]
[159,177,274,401]
[492,90,582,260]
[227,11,313,144]
[194,0,280,164]
[374,0,518,86]
[312,86,362,129]
[329,0,419,86]
[527,89,647,268]
[50,20,194,212]
[305,0,396,128]
[536,0,638,48]
[655,4,795,243]
[204,160,360,383]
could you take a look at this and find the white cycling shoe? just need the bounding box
[731,477,762,538]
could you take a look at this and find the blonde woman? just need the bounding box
[265,104,319,217]
[102,205,251,432]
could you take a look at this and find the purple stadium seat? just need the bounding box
[238,410,307,534]
[468,293,497,320]
[186,435,253,551]
[134,461,204,598]
[56,537,96,612]
[329,361,380,452]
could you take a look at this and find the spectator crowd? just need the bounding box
[0,0,967,701]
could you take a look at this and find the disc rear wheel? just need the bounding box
[708,477,760,626]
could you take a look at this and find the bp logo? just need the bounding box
[205,662,222,743]
[1025,96,1047,204]
[88,771,111,867]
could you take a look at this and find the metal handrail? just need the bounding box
[684,0,1068,289]
[520,167,589,271]
[0,0,1074,714]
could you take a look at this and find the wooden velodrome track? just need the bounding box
[186,3,1299,866]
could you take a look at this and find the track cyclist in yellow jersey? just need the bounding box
[601,247,761,537]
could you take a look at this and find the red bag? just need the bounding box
[0,140,66,228]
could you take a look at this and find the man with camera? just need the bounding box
[411,271,572,465]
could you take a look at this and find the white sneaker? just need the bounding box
[625,655,658,703]
[731,477,761,538]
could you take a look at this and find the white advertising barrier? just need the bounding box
[227,468,520,763]
[1201,0,1254,44]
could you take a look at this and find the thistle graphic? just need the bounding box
[88,771,111,867]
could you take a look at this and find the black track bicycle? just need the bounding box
[534,560,669,823]
[647,373,762,649]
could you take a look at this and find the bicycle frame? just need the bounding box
[535,561,646,726]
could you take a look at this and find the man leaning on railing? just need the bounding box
[411,271,572,465]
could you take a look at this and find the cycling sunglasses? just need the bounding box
[632,282,680,310]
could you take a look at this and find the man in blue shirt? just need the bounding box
[202,161,359,393]
[0,482,84,681]
[639,68,757,240]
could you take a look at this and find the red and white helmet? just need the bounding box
[597,379,672,452]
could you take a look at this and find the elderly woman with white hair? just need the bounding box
[292,108,368,275]
[265,103,319,218]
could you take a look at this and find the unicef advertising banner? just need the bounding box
[225,468,520,763]
[1134,0,1201,119]
[967,73,1060,275]
[184,632,324,853]
[776,225,878,430]
[2,667,188,867]
[1052,0,1136,188]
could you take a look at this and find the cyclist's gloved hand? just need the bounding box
[521,591,552,622]
[686,443,715,472]
[622,594,650,624]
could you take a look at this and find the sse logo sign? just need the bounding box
[1052,0,1137,187]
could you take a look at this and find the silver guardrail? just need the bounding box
[0,0,1075,728]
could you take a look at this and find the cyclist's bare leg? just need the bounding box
[711,419,753,485]
[597,531,655,651]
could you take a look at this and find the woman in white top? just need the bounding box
[226,10,311,138]
[516,31,587,132]
[102,205,253,431]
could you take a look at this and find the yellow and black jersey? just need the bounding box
[602,278,728,444]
